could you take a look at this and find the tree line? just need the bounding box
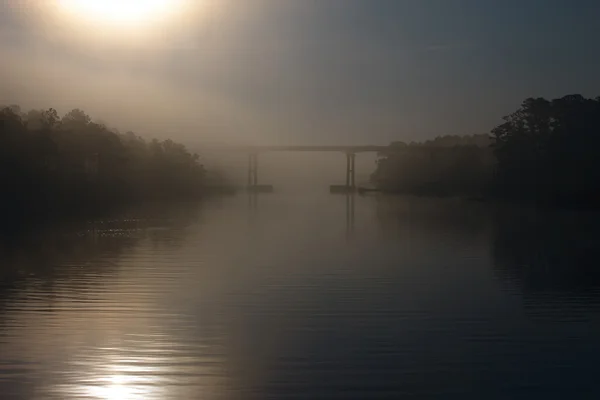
[0,105,228,225]
[371,134,495,197]
[372,94,600,206]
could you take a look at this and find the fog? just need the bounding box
[2,0,546,151]
[0,40,266,145]
[4,3,600,399]
[3,0,600,194]
[200,151,379,190]
[1,1,388,187]
[1,0,407,148]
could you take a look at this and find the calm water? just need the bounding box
[1,194,600,399]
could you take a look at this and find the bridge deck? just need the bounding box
[194,143,488,154]
[196,144,406,153]
[256,145,390,153]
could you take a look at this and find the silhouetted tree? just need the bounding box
[0,104,222,226]
[492,95,600,205]
[375,95,600,206]
[372,134,494,196]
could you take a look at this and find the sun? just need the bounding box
[56,0,184,27]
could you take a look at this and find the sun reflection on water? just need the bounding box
[50,341,226,400]
[81,373,149,400]
[52,352,165,400]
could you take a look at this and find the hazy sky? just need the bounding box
[2,0,600,145]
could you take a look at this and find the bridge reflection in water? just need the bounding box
[345,193,355,240]
[246,192,356,239]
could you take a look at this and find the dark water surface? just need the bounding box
[1,194,600,399]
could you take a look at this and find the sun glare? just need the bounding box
[57,0,184,27]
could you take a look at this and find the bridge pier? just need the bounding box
[346,152,356,190]
[247,152,274,192]
[244,149,361,193]
[331,152,356,193]
[247,152,258,188]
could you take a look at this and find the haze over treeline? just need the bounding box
[3,1,600,146]
[374,95,600,207]
[0,104,231,228]
[4,93,600,215]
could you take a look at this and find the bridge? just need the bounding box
[201,144,403,193]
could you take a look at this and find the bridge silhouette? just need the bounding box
[202,144,404,193]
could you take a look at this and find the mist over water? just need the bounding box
[199,151,379,190]
[1,194,600,399]
[3,1,600,398]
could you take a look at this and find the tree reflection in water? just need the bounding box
[492,206,600,296]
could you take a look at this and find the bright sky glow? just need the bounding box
[56,0,186,27]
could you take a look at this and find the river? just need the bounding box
[1,194,600,399]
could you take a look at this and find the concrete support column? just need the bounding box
[247,153,258,188]
[345,153,351,188]
[349,153,356,189]
[253,153,258,187]
[344,152,356,191]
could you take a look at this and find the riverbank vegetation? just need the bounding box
[371,134,494,197]
[1,105,230,226]
[372,95,600,207]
